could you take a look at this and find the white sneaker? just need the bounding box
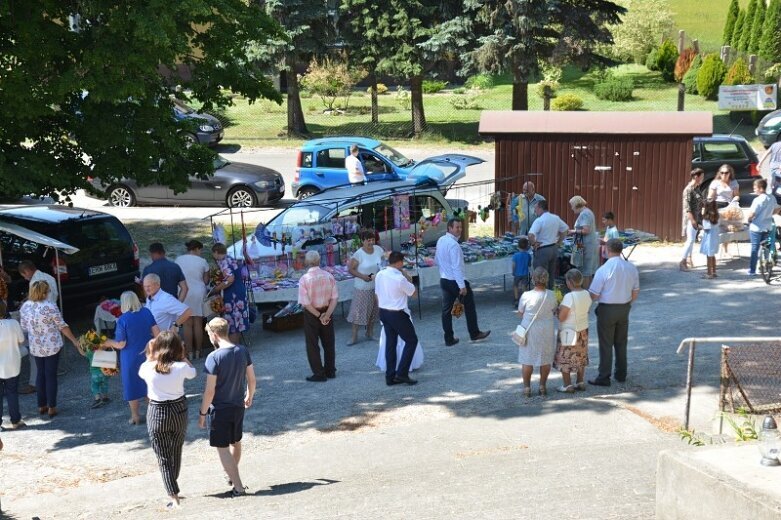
[556,385,575,393]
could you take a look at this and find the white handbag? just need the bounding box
[513,292,548,347]
[91,349,118,369]
[558,292,580,347]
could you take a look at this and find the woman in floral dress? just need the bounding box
[210,243,249,343]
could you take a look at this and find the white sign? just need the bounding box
[718,84,778,111]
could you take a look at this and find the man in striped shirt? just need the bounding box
[297,251,338,382]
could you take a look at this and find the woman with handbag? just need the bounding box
[568,196,600,288]
[19,281,80,418]
[553,269,591,393]
[516,267,557,397]
[347,229,384,345]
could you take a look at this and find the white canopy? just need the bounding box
[0,221,79,255]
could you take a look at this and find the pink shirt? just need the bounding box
[298,267,338,309]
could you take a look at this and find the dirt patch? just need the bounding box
[623,405,681,433]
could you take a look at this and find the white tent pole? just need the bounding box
[55,248,64,311]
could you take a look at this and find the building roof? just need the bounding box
[478,111,713,136]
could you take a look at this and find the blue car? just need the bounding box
[292,137,417,198]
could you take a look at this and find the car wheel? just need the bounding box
[183,133,198,147]
[297,186,320,200]
[108,185,136,207]
[227,187,257,208]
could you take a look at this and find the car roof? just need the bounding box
[302,180,439,208]
[694,134,749,143]
[301,136,382,150]
[0,205,113,224]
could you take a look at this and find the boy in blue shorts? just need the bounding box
[511,237,532,307]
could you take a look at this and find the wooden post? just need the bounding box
[720,45,730,63]
[678,83,685,111]
[543,85,551,111]
[748,54,757,76]
[678,30,685,54]
[692,39,700,55]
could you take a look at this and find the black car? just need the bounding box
[173,99,224,147]
[90,155,285,208]
[0,206,139,306]
[755,109,781,149]
[692,134,760,203]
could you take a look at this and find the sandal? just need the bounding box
[523,387,532,398]
[91,400,104,409]
[539,386,547,397]
[678,260,689,271]
[575,382,587,391]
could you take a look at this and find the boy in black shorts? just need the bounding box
[199,317,256,497]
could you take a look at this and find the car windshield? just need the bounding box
[374,144,412,167]
[214,155,229,169]
[172,99,195,115]
[266,204,331,235]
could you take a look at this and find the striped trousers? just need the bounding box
[147,396,188,497]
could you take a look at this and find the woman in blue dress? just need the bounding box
[104,291,160,424]
[211,243,249,343]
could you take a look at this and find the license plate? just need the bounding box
[89,263,117,276]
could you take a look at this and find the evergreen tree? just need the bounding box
[723,0,740,46]
[732,9,746,50]
[738,0,757,52]
[760,0,781,62]
[749,0,766,53]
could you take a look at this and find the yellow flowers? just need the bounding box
[78,329,106,354]
[554,287,564,306]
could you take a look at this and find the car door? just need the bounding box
[313,147,349,189]
[166,174,217,204]
[406,154,485,191]
[359,152,398,182]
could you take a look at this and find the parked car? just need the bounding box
[755,110,781,149]
[0,206,139,306]
[89,155,285,208]
[232,154,483,259]
[173,99,225,147]
[692,134,760,203]
[293,137,417,199]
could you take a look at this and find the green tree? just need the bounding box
[724,58,754,85]
[732,9,746,50]
[0,1,282,202]
[723,0,740,46]
[697,54,728,99]
[609,0,674,63]
[738,0,757,52]
[749,0,766,53]
[760,0,781,62]
[683,54,703,94]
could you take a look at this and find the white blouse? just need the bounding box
[352,245,384,290]
[139,360,196,401]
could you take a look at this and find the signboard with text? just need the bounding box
[718,84,778,111]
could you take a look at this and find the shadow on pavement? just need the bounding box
[255,478,340,496]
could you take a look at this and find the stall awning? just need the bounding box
[0,221,80,255]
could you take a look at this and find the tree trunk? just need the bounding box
[369,72,379,124]
[512,79,529,111]
[410,75,426,138]
[286,65,308,136]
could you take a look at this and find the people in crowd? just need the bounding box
[708,164,739,257]
[553,269,591,393]
[700,200,720,279]
[680,169,705,271]
[103,291,160,425]
[210,243,250,345]
[601,211,620,263]
[0,301,26,429]
[511,237,532,308]
[198,317,256,497]
[375,251,419,386]
[759,140,781,203]
[435,218,491,346]
[746,178,779,276]
[515,182,546,235]
[175,240,210,358]
[568,196,600,288]
[516,267,557,397]
[138,332,196,509]
[527,200,569,289]
[588,239,640,387]
[297,251,338,382]
[347,229,383,345]
[346,144,367,185]
[19,281,79,418]
[18,259,58,394]
[143,273,192,332]
[143,243,188,302]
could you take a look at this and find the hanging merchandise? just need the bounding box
[392,194,411,230]
[254,222,272,246]
[478,205,490,222]
[490,191,504,211]
[240,212,255,266]
[212,223,227,244]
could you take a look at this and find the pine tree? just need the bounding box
[749,0,766,53]
[732,9,746,50]
[723,0,740,45]
[738,0,757,52]
[760,0,781,62]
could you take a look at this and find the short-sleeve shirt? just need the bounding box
[139,360,196,401]
[19,301,67,357]
[145,289,189,331]
[749,193,778,232]
[0,318,24,378]
[589,257,640,304]
[204,344,252,409]
[709,179,739,203]
[528,212,569,247]
[143,258,186,297]
[559,289,591,332]
[352,245,384,290]
[30,270,59,305]
[374,267,415,311]
[346,154,366,184]
[298,267,338,309]
[767,141,781,170]
[512,251,532,277]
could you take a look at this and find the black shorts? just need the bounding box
[207,406,245,448]
[513,275,529,290]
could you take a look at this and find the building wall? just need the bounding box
[493,134,693,242]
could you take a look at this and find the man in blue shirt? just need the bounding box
[199,317,256,497]
[142,243,188,302]
[747,178,780,276]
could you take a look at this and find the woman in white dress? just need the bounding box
[175,240,210,358]
[376,309,424,372]
[516,267,557,397]
[347,229,384,345]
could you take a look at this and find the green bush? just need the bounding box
[551,93,584,111]
[422,79,448,94]
[448,89,480,110]
[464,73,494,90]
[724,59,753,86]
[645,48,660,71]
[697,54,727,100]
[649,40,679,82]
[395,86,411,110]
[299,89,313,99]
[367,83,389,95]
[594,76,634,101]
[683,54,703,94]
[763,63,781,83]
[453,87,466,94]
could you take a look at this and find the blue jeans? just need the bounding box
[34,351,60,408]
[0,375,21,425]
[749,230,769,274]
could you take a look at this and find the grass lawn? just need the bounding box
[670,0,748,54]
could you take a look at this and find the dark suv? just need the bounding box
[0,206,139,306]
[692,134,760,203]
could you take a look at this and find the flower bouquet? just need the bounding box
[209,266,225,286]
[78,330,118,376]
[209,295,225,315]
[99,298,122,318]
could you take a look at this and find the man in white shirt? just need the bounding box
[527,200,569,289]
[434,218,490,346]
[18,260,58,305]
[143,273,192,333]
[588,239,640,387]
[345,144,366,185]
[375,251,419,386]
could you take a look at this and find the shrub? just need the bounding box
[299,90,313,99]
[609,0,674,63]
[453,87,466,94]
[448,89,480,110]
[649,40,679,82]
[594,76,634,101]
[683,54,703,94]
[645,48,660,71]
[724,59,753,86]
[697,54,727,100]
[395,86,411,110]
[367,83,389,95]
[465,73,494,90]
[674,48,697,82]
[762,63,781,83]
[300,58,364,110]
[534,65,562,99]
[422,80,448,94]
[551,93,584,111]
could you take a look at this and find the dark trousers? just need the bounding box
[34,351,60,408]
[303,311,336,377]
[0,375,21,425]
[379,309,418,381]
[147,396,188,497]
[595,303,632,383]
[532,245,558,289]
[440,279,479,343]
